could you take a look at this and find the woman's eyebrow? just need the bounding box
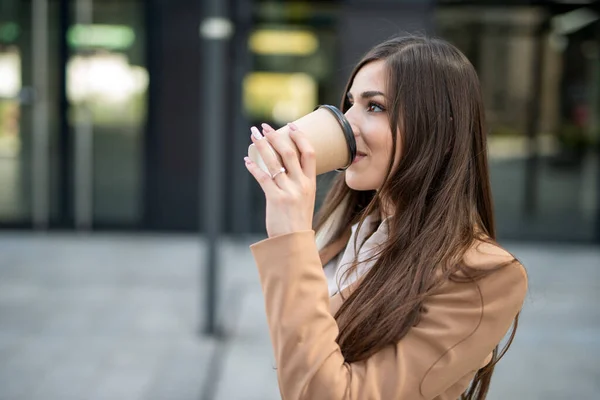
[347,90,386,100]
[361,90,386,99]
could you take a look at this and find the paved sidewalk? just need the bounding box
[0,232,598,399]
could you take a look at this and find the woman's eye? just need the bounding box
[367,102,384,112]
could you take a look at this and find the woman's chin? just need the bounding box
[345,170,376,191]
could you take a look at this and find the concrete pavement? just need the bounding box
[0,232,598,399]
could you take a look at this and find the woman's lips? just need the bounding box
[353,151,367,164]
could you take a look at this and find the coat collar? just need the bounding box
[318,229,353,316]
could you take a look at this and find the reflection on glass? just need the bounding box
[0,48,21,156]
[243,72,317,125]
[67,52,148,126]
[436,6,600,241]
[67,20,148,225]
[0,48,21,97]
[249,29,318,56]
[0,47,22,219]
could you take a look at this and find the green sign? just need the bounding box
[68,24,135,50]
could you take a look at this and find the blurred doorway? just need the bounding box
[0,0,147,230]
[0,0,60,228]
[437,3,600,242]
[66,0,148,229]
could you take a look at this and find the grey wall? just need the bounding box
[337,0,435,93]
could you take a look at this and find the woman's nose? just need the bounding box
[344,109,360,138]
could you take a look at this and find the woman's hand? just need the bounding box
[244,122,317,238]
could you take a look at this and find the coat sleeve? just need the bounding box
[250,231,527,400]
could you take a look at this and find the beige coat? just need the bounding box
[250,230,527,400]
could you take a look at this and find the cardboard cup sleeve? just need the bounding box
[248,105,356,176]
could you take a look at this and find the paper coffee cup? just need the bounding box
[247,105,356,176]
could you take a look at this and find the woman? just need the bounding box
[244,36,527,400]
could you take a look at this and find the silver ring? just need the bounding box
[271,167,286,179]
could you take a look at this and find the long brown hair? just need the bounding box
[314,36,519,399]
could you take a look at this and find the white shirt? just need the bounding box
[323,214,390,297]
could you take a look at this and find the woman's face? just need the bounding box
[344,60,399,192]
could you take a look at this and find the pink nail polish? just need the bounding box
[261,123,273,133]
[250,126,263,140]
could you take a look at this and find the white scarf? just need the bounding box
[325,214,390,296]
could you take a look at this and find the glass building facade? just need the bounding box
[0,0,147,229]
[0,0,598,243]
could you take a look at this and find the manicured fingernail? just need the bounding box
[251,126,263,140]
[287,122,298,131]
[261,123,274,133]
[244,157,250,163]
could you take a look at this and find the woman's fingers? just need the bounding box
[250,126,293,192]
[261,123,303,178]
[250,127,286,177]
[244,156,280,195]
[287,123,317,178]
